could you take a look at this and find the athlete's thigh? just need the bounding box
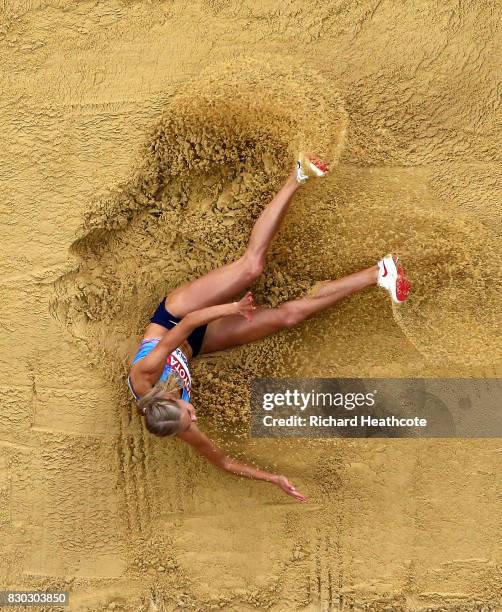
[200,306,286,354]
[166,256,256,318]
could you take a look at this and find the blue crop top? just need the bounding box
[127,337,192,402]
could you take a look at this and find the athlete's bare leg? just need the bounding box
[166,171,300,317]
[200,266,378,353]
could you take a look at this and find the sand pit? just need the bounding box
[1,1,501,610]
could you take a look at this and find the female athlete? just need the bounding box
[127,155,411,501]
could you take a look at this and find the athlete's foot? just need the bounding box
[377,254,411,303]
[296,152,329,183]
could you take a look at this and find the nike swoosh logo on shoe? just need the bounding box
[382,262,388,277]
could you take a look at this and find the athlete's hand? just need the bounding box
[276,475,307,502]
[235,292,256,322]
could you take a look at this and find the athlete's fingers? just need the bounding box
[294,490,307,501]
[243,292,254,308]
[280,477,306,501]
[290,489,307,501]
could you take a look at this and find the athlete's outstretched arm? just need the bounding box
[178,425,307,502]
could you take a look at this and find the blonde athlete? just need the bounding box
[127,155,411,502]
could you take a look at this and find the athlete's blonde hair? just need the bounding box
[138,373,184,437]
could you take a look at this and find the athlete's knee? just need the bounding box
[279,302,306,328]
[241,252,265,281]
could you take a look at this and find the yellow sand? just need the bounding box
[1,1,501,610]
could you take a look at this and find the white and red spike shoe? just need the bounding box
[296,152,329,183]
[377,254,411,304]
